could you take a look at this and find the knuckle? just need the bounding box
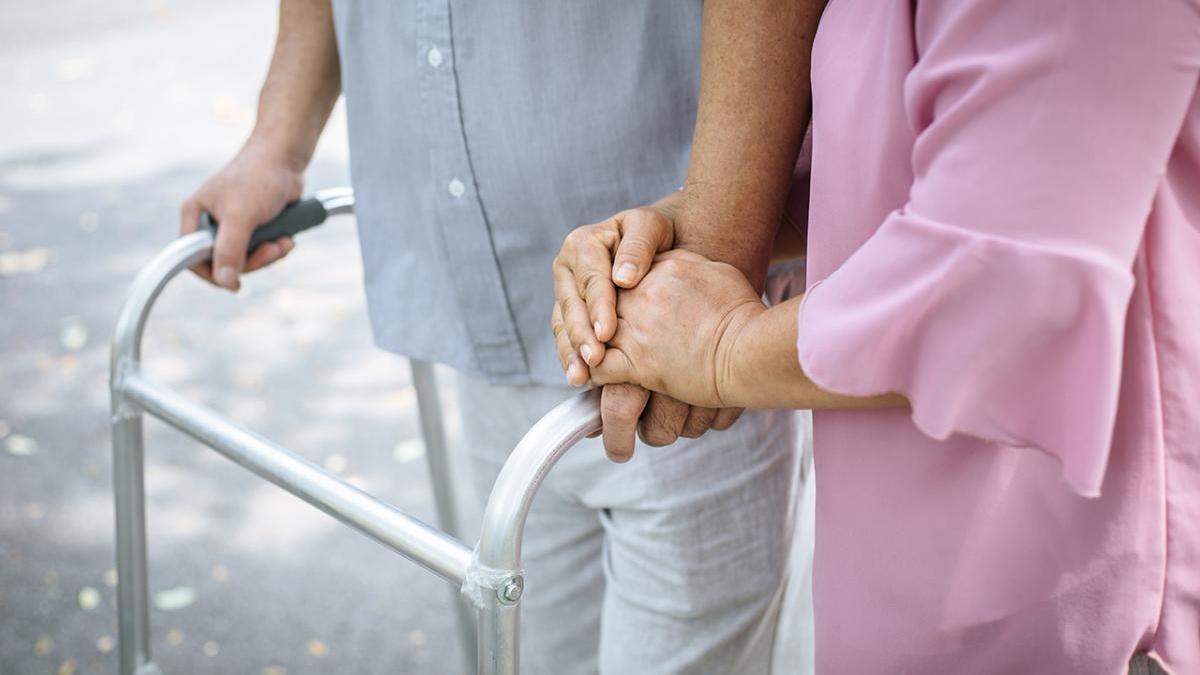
[581,270,612,297]
[604,395,644,422]
[594,225,620,250]
[638,404,681,447]
[562,293,588,316]
[565,226,588,244]
[567,320,591,344]
[658,258,683,274]
[563,226,592,252]
[639,423,677,447]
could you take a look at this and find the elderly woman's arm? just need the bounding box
[587,249,904,411]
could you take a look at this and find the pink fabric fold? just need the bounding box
[797,209,1134,496]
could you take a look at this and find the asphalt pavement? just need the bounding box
[1,2,472,673]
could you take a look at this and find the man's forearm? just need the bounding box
[676,0,822,290]
[250,0,342,171]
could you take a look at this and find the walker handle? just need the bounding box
[200,197,328,254]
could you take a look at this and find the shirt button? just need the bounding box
[427,46,444,67]
[447,178,466,198]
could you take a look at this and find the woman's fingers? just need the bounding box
[600,384,650,462]
[552,300,590,386]
[612,208,675,288]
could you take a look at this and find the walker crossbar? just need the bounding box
[109,188,602,675]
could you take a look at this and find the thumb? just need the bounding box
[612,208,674,288]
[209,212,254,291]
[590,346,636,386]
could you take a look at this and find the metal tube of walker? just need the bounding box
[109,230,214,675]
[474,389,603,675]
[119,372,473,583]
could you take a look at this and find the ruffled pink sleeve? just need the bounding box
[797,0,1200,496]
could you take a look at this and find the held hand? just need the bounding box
[552,204,677,384]
[179,139,305,291]
[592,250,766,409]
[551,198,743,460]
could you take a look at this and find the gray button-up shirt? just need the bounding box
[331,2,702,385]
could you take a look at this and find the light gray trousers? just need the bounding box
[456,376,798,675]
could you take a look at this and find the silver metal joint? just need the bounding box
[498,576,524,605]
[110,357,142,422]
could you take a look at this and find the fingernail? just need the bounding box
[214,266,237,288]
[594,321,603,337]
[567,362,583,386]
[580,344,594,364]
[614,262,637,284]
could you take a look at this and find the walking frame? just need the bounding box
[109,187,601,675]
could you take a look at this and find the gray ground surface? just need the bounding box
[1,2,473,673]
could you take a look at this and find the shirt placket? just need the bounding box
[416,0,529,379]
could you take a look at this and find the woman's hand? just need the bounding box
[591,250,766,409]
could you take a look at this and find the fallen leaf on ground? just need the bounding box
[322,454,349,474]
[59,316,88,351]
[153,586,196,611]
[5,434,38,456]
[95,635,114,654]
[166,628,184,646]
[0,248,52,275]
[392,439,425,463]
[77,586,100,610]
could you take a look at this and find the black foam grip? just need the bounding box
[201,197,328,254]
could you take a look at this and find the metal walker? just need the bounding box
[109,188,600,675]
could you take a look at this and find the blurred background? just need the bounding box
[1,1,471,672]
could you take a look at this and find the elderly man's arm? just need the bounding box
[180,0,342,290]
[552,0,822,459]
[659,0,818,289]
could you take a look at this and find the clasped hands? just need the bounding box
[552,197,765,462]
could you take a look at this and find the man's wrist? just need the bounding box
[242,130,312,175]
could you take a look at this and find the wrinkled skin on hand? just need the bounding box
[591,250,765,410]
[551,204,745,461]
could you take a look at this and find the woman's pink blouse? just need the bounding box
[796,0,1200,672]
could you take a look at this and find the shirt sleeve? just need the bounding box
[796,0,1200,496]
